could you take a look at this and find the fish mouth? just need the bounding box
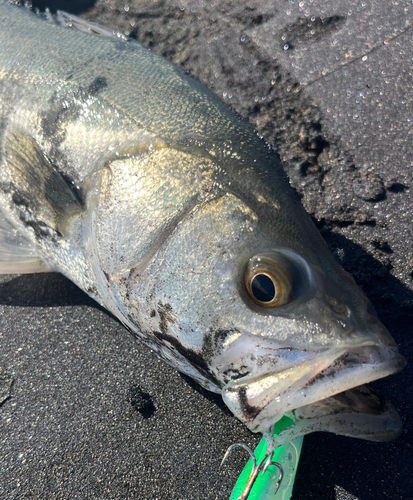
[221,341,406,434]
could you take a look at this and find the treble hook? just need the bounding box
[221,443,284,500]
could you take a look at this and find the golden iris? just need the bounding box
[244,253,295,308]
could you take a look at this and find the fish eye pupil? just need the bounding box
[251,274,276,303]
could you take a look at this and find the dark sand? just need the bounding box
[1,1,411,499]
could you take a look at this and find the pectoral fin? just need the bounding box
[0,213,48,273]
[3,129,85,238]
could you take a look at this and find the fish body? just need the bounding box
[0,1,405,447]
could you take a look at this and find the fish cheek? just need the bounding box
[89,147,217,282]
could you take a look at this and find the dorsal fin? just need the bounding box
[3,129,85,237]
[11,2,125,41]
[0,213,48,274]
[55,11,130,41]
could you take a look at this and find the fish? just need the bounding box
[0,0,406,460]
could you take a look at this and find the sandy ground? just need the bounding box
[1,1,412,499]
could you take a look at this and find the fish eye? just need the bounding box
[244,252,306,308]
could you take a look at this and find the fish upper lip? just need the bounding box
[221,342,406,433]
[300,344,406,399]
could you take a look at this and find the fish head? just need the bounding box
[89,144,405,438]
[120,186,405,436]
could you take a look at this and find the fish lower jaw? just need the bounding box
[222,344,405,434]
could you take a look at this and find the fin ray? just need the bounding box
[0,213,48,273]
[55,11,130,41]
[3,129,84,237]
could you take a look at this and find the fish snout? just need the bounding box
[312,281,398,349]
[310,261,398,348]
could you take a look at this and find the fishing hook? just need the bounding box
[221,442,284,500]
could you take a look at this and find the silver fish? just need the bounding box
[0,1,406,457]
